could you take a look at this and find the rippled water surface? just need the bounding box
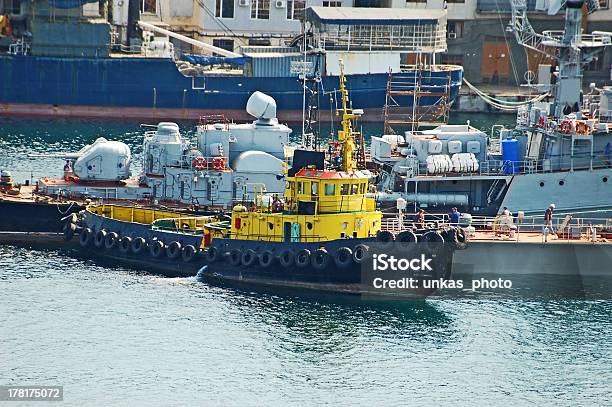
[1,116,610,405]
[1,247,611,406]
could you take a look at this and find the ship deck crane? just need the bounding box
[137,21,241,59]
[508,0,612,117]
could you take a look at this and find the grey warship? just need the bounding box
[371,0,612,217]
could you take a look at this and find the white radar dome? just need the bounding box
[246,91,277,120]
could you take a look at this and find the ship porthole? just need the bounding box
[306,222,313,230]
[604,177,609,183]
[539,181,545,187]
[268,222,274,230]
[559,180,565,186]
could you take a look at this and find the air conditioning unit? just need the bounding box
[448,32,457,40]
[275,0,286,8]
[239,0,249,6]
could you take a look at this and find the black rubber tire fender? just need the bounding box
[206,246,220,262]
[311,248,330,271]
[376,230,395,247]
[166,241,182,259]
[295,249,311,268]
[104,232,119,250]
[334,247,353,269]
[79,227,93,247]
[182,245,197,262]
[94,229,107,248]
[396,230,417,244]
[456,227,467,243]
[131,237,147,254]
[119,236,132,254]
[149,239,165,258]
[241,249,257,267]
[352,244,370,264]
[278,250,294,268]
[258,250,274,268]
[63,222,76,241]
[227,248,242,267]
[422,231,444,255]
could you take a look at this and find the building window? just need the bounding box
[141,0,157,14]
[447,21,464,39]
[599,0,609,8]
[287,0,305,20]
[440,54,464,66]
[7,0,22,15]
[251,0,270,19]
[446,0,466,3]
[322,1,342,6]
[405,0,426,3]
[213,39,235,53]
[215,0,235,18]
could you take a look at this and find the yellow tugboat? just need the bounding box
[199,62,460,297]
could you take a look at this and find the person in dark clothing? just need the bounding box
[544,203,555,234]
[414,208,426,228]
[450,207,460,225]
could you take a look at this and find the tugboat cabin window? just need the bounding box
[311,182,319,196]
[216,0,235,19]
[324,183,336,196]
[360,182,366,194]
[251,0,270,20]
[297,182,302,194]
[340,183,349,195]
[351,184,358,195]
[141,0,157,14]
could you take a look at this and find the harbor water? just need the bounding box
[1,116,611,405]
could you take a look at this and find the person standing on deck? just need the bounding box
[414,208,426,229]
[544,203,555,236]
[450,207,460,226]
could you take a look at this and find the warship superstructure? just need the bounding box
[370,0,612,216]
[36,92,291,208]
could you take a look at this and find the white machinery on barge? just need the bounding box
[36,92,291,208]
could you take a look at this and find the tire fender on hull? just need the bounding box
[334,247,353,269]
[104,232,119,250]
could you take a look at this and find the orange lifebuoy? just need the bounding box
[575,121,591,135]
[560,120,573,134]
[212,157,225,171]
[193,156,207,170]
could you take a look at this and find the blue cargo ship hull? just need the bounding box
[0,55,463,122]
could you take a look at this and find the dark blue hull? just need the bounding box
[200,238,456,298]
[0,55,463,121]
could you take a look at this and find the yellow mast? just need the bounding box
[336,60,358,173]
